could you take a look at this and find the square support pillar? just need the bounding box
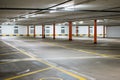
[53,23,56,39]
[76,25,78,37]
[42,24,45,38]
[94,20,97,44]
[103,25,106,38]
[33,25,36,38]
[27,25,29,36]
[88,25,90,37]
[69,21,72,41]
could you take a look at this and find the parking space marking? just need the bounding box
[39,77,63,80]
[0,52,19,56]
[0,61,17,64]
[0,58,36,62]
[3,41,35,59]
[44,56,106,60]
[42,42,120,59]
[5,67,53,80]
[3,41,87,80]
[36,59,87,80]
[0,58,36,64]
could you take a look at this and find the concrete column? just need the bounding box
[27,25,29,36]
[69,21,72,41]
[94,20,97,44]
[103,25,106,38]
[88,25,90,37]
[53,23,56,39]
[76,25,78,37]
[42,24,45,38]
[33,25,36,38]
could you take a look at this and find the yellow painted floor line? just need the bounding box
[3,41,87,80]
[3,41,35,59]
[56,67,86,80]
[5,67,52,80]
[35,59,86,80]
[43,42,120,59]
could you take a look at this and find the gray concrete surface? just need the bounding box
[0,36,120,80]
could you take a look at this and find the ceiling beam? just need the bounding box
[0,8,119,13]
[0,8,50,10]
[0,0,73,11]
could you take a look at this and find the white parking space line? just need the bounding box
[44,56,107,60]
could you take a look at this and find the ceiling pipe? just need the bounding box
[0,0,73,11]
[46,0,73,9]
[0,8,51,11]
[33,0,73,14]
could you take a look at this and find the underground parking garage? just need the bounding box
[0,0,120,80]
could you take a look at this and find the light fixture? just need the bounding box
[2,21,15,25]
[64,4,91,11]
[97,20,104,22]
[73,22,76,25]
[64,6,75,11]
[58,23,62,26]
[25,15,29,18]
[13,19,16,22]
[49,10,57,13]
[17,18,24,21]
[50,1,74,12]
[79,21,84,24]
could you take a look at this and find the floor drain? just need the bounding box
[39,77,63,80]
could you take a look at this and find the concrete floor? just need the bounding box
[0,36,120,80]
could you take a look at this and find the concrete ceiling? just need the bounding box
[0,0,120,25]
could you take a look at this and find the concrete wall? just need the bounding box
[0,24,106,37]
[18,26,27,34]
[2,25,14,35]
[36,26,42,34]
[106,26,120,37]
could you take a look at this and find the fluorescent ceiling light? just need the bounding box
[79,21,84,24]
[73,22,76,25]
[49,10,58,13]
[51,1,74,10]
[2,22,15,25]
[50,1,74,12]
[97,20,104,22]
[103,19,108,22]
[25,15,29,18]
[64,4,90,11]
[13,19,16,22]
[58,23,62,26]
[17,18,25,21]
